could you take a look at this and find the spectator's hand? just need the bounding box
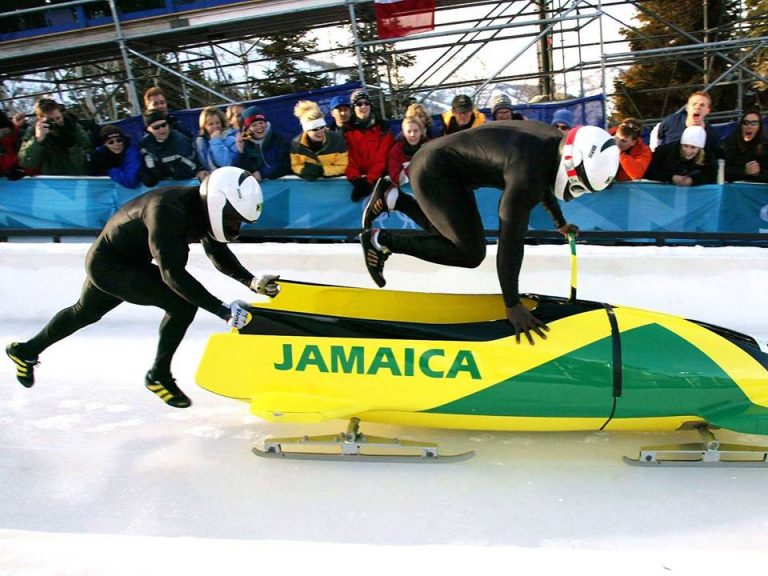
[225,300,252,329]
[557,222,579,238]
[196,169,209,182]
[235,132,244,153]
[351,178,372,202]
[745,161,760,176]
[12,112,26,128]
[506,303,549,345]
[250,274,280,298]
[34,120,50,142]
[301,162,324,181]
[672,175,692,186]
[251,170,262,182]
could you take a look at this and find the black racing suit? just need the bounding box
[24,185,253,377]
[385,121,567,308]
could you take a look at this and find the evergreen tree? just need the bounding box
[612,0,740,121]
[251,29,329,97]
[745,0,768,94]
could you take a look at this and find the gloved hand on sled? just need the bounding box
[225,300,252,329]
[250,274,280,298]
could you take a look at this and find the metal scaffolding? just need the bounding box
[0,0,765,123]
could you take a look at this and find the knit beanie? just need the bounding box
[551,109,574,128]
[680,125,706,149]
[490,93,513,117]
[143,110,168,128]
[241,106,267,129]
[350,89,370,106]
[99,124,124,143]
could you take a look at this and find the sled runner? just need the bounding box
[196,279,768,465]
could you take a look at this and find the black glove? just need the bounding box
[301,162,324,181]
[351,178,372,202]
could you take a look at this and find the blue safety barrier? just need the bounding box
[1,176,766,239]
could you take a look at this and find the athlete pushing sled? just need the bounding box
[6,166,279,408]
[360,122,620,344]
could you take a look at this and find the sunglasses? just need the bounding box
[354,101,371,108]
[105,137,124,145]
[308,127,324,132]
[149,121,168,130]
[742,120,760,126]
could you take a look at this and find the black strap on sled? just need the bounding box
[600,303,623,430]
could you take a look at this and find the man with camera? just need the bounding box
[18,98,92,175]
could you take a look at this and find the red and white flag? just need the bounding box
[374,0,435,40]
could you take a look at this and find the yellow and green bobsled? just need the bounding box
[196,280,768,436]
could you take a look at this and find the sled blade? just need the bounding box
[623,441,768,467]
[252,419,475,463]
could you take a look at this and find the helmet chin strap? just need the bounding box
[562,127,589,196]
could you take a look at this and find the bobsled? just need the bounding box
[196,280,768,465]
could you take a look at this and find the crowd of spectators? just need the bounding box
[2,86,766,196]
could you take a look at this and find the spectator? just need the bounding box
[489,93,516,121]
[441,94,486,135]
[612,118,652,181]
[225,104,244,132]
[405,102,439,139]
[345,89,394,201]
[388,115,427,187]
[18,98,92,175]
[551,109,574,133]
[289,100,348,181]
[0,109,26,180]
[645,125,716,186]
[718,109,767,183]
[92,124,141,189]
[234,106,290,181]
[143,86,193,138]
[650,91,720,154]
[328,95,352,133]
[140,110,206,187]
[194,106,236,171]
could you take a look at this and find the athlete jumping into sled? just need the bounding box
[6,166,280,408]
[360,122,620,344]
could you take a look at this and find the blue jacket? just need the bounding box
[93,141,142,189]
[234,124,290,179]
[194,133,237,171]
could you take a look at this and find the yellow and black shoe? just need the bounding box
[359,228,390,288]
[6,342,39,388]
[144,371,192,409]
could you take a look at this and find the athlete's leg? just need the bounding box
[24,278,123,358]
[88,258,197,378]
[384,151,486,268]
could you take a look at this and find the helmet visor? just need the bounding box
[222,200,246,241]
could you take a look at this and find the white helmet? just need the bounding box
[200,167,263,243]
[554,125,620,201]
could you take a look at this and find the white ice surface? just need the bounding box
[1,242,768,575]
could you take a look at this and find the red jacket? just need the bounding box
[344,123,394,184]
[0,124,20,175]
[617,138,652,181]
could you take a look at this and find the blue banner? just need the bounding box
[1,176,767,237]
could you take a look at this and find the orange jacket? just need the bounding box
[617,138,652,181]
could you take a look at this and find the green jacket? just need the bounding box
[19,115,92,175]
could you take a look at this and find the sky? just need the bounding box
[1,241,768,575]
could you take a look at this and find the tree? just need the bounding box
[251,29,330,98]
[745,0,768,94]
[612,0,741,121]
